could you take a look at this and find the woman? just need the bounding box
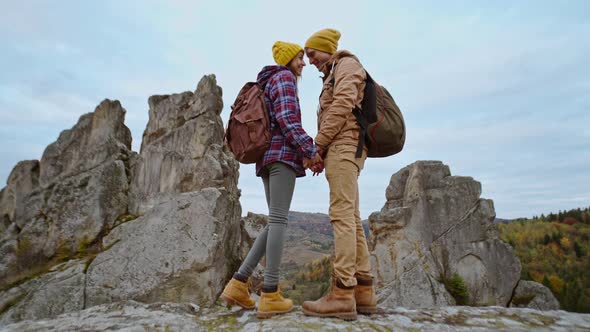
[221,41,322,319]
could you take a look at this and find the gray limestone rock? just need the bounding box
[84,188,241,307]
[0,100,132,287]
[128,75,238,216]
[370,161,522,308]
[38,99,132,186]
[0,260,86,325]
[239,212,268,260]
[510,280,560,310]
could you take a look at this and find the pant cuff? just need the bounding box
[233,272,249,283]
[336,279,355,290]
[356,277,373,286]
[262,284,278,293]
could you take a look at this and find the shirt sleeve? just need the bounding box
[269,70,318,159]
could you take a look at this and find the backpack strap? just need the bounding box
[353,107,368,158]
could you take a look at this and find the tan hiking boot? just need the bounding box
[355,278,377,315]
[302,280,357,321]
[256,290,293,319]
[220,278,256,309]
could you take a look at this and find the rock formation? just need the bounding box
[368,160,559,310]
[0,75,244,324]
[129,77,238,214]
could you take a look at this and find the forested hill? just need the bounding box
[499,206,590,313]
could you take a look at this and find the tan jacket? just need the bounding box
[315,50,366,148]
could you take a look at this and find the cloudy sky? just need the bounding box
[1,1,588,219]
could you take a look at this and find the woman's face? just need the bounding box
[287,51,306,77]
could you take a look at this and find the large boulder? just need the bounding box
[369,161,522,308]
[510,280,560,310]
[85,188,241,307]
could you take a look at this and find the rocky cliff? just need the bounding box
[0,75,244,324]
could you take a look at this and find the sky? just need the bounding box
[1,0,588,220]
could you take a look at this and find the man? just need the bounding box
[302,28,377,321]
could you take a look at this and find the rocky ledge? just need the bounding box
[2,300,589,332]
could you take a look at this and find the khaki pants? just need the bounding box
[324,144,373,287]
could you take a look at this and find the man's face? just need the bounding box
[305,48,332,72]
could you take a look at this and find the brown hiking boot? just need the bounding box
[256,290,293,319]
[355,277,377,315]
[302,280,357,321]
[220,278,256,309]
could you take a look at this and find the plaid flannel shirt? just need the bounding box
[256,66,317,177]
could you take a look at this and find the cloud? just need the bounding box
[1,0,588,220]
[0,84,95,126]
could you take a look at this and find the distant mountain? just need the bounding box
[281,211,370,272]
[280,212,332,271]
[288,211,331,223]
[286,211,369,242]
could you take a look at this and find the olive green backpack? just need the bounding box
[331,60,406,158]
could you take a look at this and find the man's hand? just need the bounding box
[310,162,324,176]
[304,152,323,169]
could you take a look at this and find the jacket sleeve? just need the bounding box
[315,57,366,147]
[269,71,318,159]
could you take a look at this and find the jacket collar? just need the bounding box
[320,50,360,80]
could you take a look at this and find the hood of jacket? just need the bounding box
[323,50,360,74]
[257,65,289,87]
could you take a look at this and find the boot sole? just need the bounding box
[302,307,357,321]
[357,305,379,315]
[220,293,256,310]
[256,306,294,319]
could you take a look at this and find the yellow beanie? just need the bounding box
[272,41,303,66]
[305,28,341,54]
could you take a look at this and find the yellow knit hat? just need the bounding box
[272,41,303,66]
[305,28,341,54]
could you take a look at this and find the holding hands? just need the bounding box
[303,145,326,176]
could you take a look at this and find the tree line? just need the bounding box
[499,206,590,313]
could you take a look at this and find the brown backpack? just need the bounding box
[225,80,272,164]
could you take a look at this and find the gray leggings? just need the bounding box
[238,162,296,288]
